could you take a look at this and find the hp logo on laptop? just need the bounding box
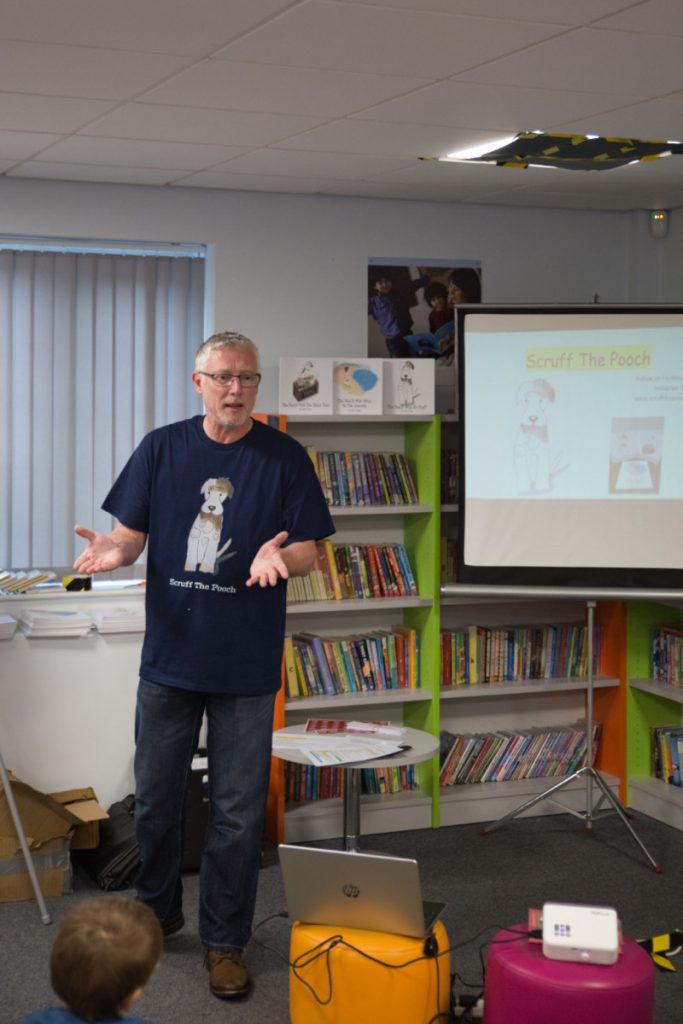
[342,884,360,898]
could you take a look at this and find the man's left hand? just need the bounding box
[246,531,290,587]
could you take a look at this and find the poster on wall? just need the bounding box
[367,257,482,362]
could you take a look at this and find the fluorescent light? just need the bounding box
[443,135,519,161]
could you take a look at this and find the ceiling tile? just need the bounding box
[7,161,190,185]
[550,93,683,141]
[79,103,325,147]
[271,119,490,157]
[175,171,345,191]
[595,0,683,35]
[0,0,297,57]
[141,60,430,118]
[0,130,64,160]
[336,0,631,24]
[214,2,565,78]
[31,136,251,170]
[353,80,640,134]
[457,26,683,96]
[0,40,192,100]
[209,147,416,179]
[0,93,118,133]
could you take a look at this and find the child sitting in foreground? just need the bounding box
[21,897,162,1024]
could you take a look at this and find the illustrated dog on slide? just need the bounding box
[185,477,234,574]
[514,379,567,494]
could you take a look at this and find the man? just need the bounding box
[74,332,334,999]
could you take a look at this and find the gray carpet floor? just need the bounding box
[3,809,682,1023]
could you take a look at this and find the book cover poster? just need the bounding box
[279,357,333,415]
[383,358,435,415]
[367,257,482,363]
[333,359,383,415]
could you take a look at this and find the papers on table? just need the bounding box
[91,607,145,634]
[273,731,406,767]
[19,608,93,638]
[0,614,18,640]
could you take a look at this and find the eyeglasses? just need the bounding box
[197,371,261,389]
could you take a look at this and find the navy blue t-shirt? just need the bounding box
[103,416,334,694]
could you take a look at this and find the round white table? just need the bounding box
[272,724,439,851]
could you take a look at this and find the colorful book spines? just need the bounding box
[284,626,420,697]
[288,542,418,604]
[307,450,419,507]
[439,622,603,686]
[285,762,418,803]
[651,625,683,686]
[439,722,601,786]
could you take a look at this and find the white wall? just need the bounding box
[3,177,678,409]
[2,177,681,806]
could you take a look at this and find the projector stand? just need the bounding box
[481,601,662,872]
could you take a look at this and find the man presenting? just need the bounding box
[74,331,334,999]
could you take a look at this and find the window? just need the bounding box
[0,238,206,571]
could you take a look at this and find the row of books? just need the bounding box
[439,622,602,686]
[307,448,419,507]
[439,721,601,786]
[285,762,418,803]
[0,569,56,594]
[440,448,458,504]
[287,539,418,604]
[651,624,683,687]
[652,725,683,786]
[284,626,420,698]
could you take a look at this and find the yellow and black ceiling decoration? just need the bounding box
[433,132,683,171]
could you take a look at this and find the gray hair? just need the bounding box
[195,331,260,371]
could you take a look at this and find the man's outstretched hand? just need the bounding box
[73,525,130,574]
[246,531,290,588]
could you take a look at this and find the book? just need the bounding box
[283,635,300,698]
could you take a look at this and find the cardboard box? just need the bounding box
[0,776,108,902]
[0,835,72,901]
[49,787,109,850]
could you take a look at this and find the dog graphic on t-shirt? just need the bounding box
[185,477,234,574]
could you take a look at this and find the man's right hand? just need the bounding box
[73,523,147,574]
[73,525,127,574]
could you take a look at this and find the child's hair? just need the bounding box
[424,281,448,305]
[447,268,482,303]
[50,897,162,1022]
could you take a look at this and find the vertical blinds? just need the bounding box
[0,249,205,570]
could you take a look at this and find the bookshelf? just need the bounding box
[265,411,624,845]
[268,414,441,844]
[626,602,683,830]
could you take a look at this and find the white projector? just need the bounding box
[542,902,619,965]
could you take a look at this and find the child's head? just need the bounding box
[50,897,162,1022]
[424,281,448,311]
[373,274,393,294]
[447,268,481,305]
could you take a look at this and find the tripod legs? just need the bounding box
[480,600,663,873]
[0,749,52,923]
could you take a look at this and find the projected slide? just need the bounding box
[458,309,683,586]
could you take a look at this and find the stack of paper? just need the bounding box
[0,614,18,640]
[0,569,56,594]
[19,608,93,638]
[91,607,145,634]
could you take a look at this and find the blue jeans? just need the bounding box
[133,678,276,951]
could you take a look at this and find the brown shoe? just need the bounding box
[205,950,251,999]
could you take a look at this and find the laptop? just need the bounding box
[278,844,445,939]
